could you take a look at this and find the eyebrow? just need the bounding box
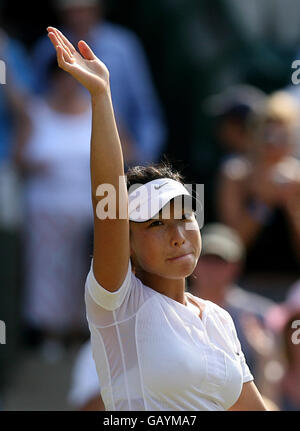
[148,209,194,222]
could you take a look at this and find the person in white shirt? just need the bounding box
[47,27,268,411]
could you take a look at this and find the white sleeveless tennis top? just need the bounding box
[85,259,253,411]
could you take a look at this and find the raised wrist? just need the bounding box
[90,81,111,100]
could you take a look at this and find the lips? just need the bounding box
[167,252,193,261]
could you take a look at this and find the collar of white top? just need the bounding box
[128,178,191,222]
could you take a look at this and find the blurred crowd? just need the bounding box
[1,0,300,411]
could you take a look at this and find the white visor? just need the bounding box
[128,178,192,222]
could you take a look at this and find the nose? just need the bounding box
[170,225,186,247]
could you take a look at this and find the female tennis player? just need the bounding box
[47,27,268,411]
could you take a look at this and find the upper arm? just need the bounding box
[228,381,269,411]
[92,183,130,293]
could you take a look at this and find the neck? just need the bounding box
[136,269,186,305]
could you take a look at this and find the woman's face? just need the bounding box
[130,201,201,281]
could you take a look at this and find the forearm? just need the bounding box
[90,90,127,209]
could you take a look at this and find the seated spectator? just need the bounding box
[265,280,300,410]
[188,223,280,406]
[216,91,300,274]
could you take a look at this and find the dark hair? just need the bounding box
[126,160,184,190]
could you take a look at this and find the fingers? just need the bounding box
[47,30,58,49]
[48,31,73,64]
[47,28,73,60]
[56,45,72,72]
[53,30,73,59]
[47,26,76,54]
[47,27,95,63]
[77,40,96,61]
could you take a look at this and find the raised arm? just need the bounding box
[47,27,130,292]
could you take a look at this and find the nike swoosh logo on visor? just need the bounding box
[154,182,168,190]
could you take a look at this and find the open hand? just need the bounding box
[47,27,109,96]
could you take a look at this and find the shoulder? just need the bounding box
[200,298,238,333]
[205,299,234,323]
[85,258,156,316]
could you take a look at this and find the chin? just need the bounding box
[166,261,197,279]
